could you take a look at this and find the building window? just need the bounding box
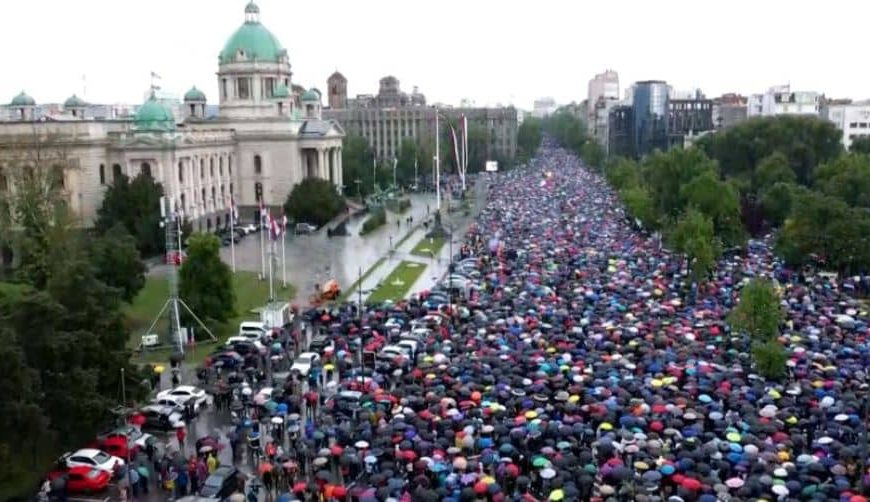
[210,158,215,178]
[211,186,216,206]
[178,161,184,183]
[222,78,228,100]
[219,157,224,176]
[0,170,7,192]
[254,155,262,174]
[230,183,234,196]
[201,188,206,206]
[112,163,122,180]
[264,77,275,98]
[861,123,868,128]
[140,162,151,178]
[99,164,105,185]
[238,78,251,99]
[51,166,64,190]
[228,156,232,175]
[850,123,858,128]
[200,159,204,179]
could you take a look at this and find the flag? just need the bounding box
[229,198,239,223]
[448,123,461,173]
[281,212,288,231]
[259,200,268,228]
[270,212,281,240]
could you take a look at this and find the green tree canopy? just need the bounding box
[179,233,235,323]
[760,182,795,227]
[814,153,870,208]
[754,152,796,192]
[89,224,146,302]
[697,115,843,186]
[341,135,376,198]
[605,157,641,190]
[517,117,542,160]
[95,173,165,257]
[621,187,658,230]
[728,278,787,379]
[850,136,870,154]
[669,207,720,282]
[642,148,718,219]
[284,178,346,227]
[681,171,745,247]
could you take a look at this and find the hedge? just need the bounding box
[360,207,387,235]
[386,198,412,213]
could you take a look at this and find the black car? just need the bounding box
[199,465,239,499]
[309,334,332,353]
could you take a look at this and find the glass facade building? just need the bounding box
[632,80,670,156]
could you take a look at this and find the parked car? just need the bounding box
[294,222,317,235]
[62,449,124,474]
[239,321,268,340]
[291,352,321,376]
[157,385,208,411]
[240,223,258,234]
[138,404,185,430]
[48,466,111,494]
[199,465,240,499]
[204,350,244,370]
[98,425,155,458]
[221,233,241,246]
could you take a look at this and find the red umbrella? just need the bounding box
[330,444,344,456]
[681,478,702,491]
[474,480,488,495]
[293,482,307,493]
[505,463,520,477]
[332,486,348,498]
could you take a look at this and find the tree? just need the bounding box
[851,136,870,154]
[95,173,165,257]
[760,182,795,227]
[517,117,542,160]
[814,153,870,208]
[681,171,745,247]
[696,115,842,186]
[604,157,641,190]
[179,233,235,323]
[284,178,346,227]
[621,187,658,230]
[728,278,786,379]
[642,148,718,220]
[341,135,376,198]
[580,141,605,170]
[754,152,796,192]
[669,208,720,282]
[89,224,146,302]
[395,138,419,186]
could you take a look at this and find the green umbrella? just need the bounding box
[532,457,549,468]
[136,466,150,479]
[264,400,278,412]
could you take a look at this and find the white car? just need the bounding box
[157,385,208,411]
[239,321,268,340]
[225,336,267,354]
[103,425,155,451]
[291,352,321,376]
[64,448,124,473]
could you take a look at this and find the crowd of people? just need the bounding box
[54,140,870,501]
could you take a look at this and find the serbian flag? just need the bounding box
[259,199,268,228]
[270,213,282,240]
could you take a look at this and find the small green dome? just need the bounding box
[219,3,286,64]
[184,86,206,102]
[272,84,290,99]
[64,94,87,108]
[134,96,175,132]
[10,91,35,107]
[301,89,320,102]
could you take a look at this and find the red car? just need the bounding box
[48,466,111,493]
[165,250,186,265]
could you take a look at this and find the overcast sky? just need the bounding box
[3,0,867,109]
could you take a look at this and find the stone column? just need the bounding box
[337,147,343,193]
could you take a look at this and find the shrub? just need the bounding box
[284,178,346,227]
[360,207,386,235]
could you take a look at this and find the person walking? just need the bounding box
[175,424,187,452]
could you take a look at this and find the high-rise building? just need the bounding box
[323,74,517,161]
[747,85,821,117]
[821,99,870,150]
[632,80,670,156]
[607,105,634,158]
[667,90,714,147]
[587,70,619,130]
[532,97,557,118]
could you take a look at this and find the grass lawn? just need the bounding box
[126,271,294,365]
[411,235,446,258]
[366,260,427,304]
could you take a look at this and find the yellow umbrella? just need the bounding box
[651,379,663,388]
[324,364,335,371]
[525,411,538,419]
[549,489,565,501]
[154,365,165,374]
[600,422,613,431]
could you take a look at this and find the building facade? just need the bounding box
[0,2,344,230]
[821,100,870,150]
[607,105,634,158]
[668,91,714,147]
[748,85,821,117]
[587,70,619,133]
[632,80,670,157]
[324,75,517,162]
[532,97,558,118]
[712,93,748,129]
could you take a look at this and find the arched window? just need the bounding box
[140,162,152,178]
[178,161,184,183]
[179,193,186,215]
[254,155,262,174]
[210,158,214,178]
[228,156,233,175]
[51,166,64,190]
[211,186,216,205]
[112,164,122,180]
[219,157,224,176]
[201,188,206,208]
[200,159,204,179]
[99,164,105,185]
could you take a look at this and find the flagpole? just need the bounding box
[435,110,441,211]
[267,215,274,301]
[259,211,266,280]
[229,203,236,273]
[281,217,287,288]
[462,115,468,191]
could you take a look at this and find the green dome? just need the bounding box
[183,86,206,102]
[134,96,175,132]
[219,3,286,64]
[301,89,320,102]
[64,94,87,108]
[272,84,290,99]
[10,91,35,107]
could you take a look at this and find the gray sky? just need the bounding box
[3,0,867,109]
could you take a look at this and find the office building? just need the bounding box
[821,99,870,150]
[748,85,821,117]
[632,80,670,156]
[668,90,714,147]
[712,94,748,129]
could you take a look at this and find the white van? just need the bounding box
[239,321,268,341]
